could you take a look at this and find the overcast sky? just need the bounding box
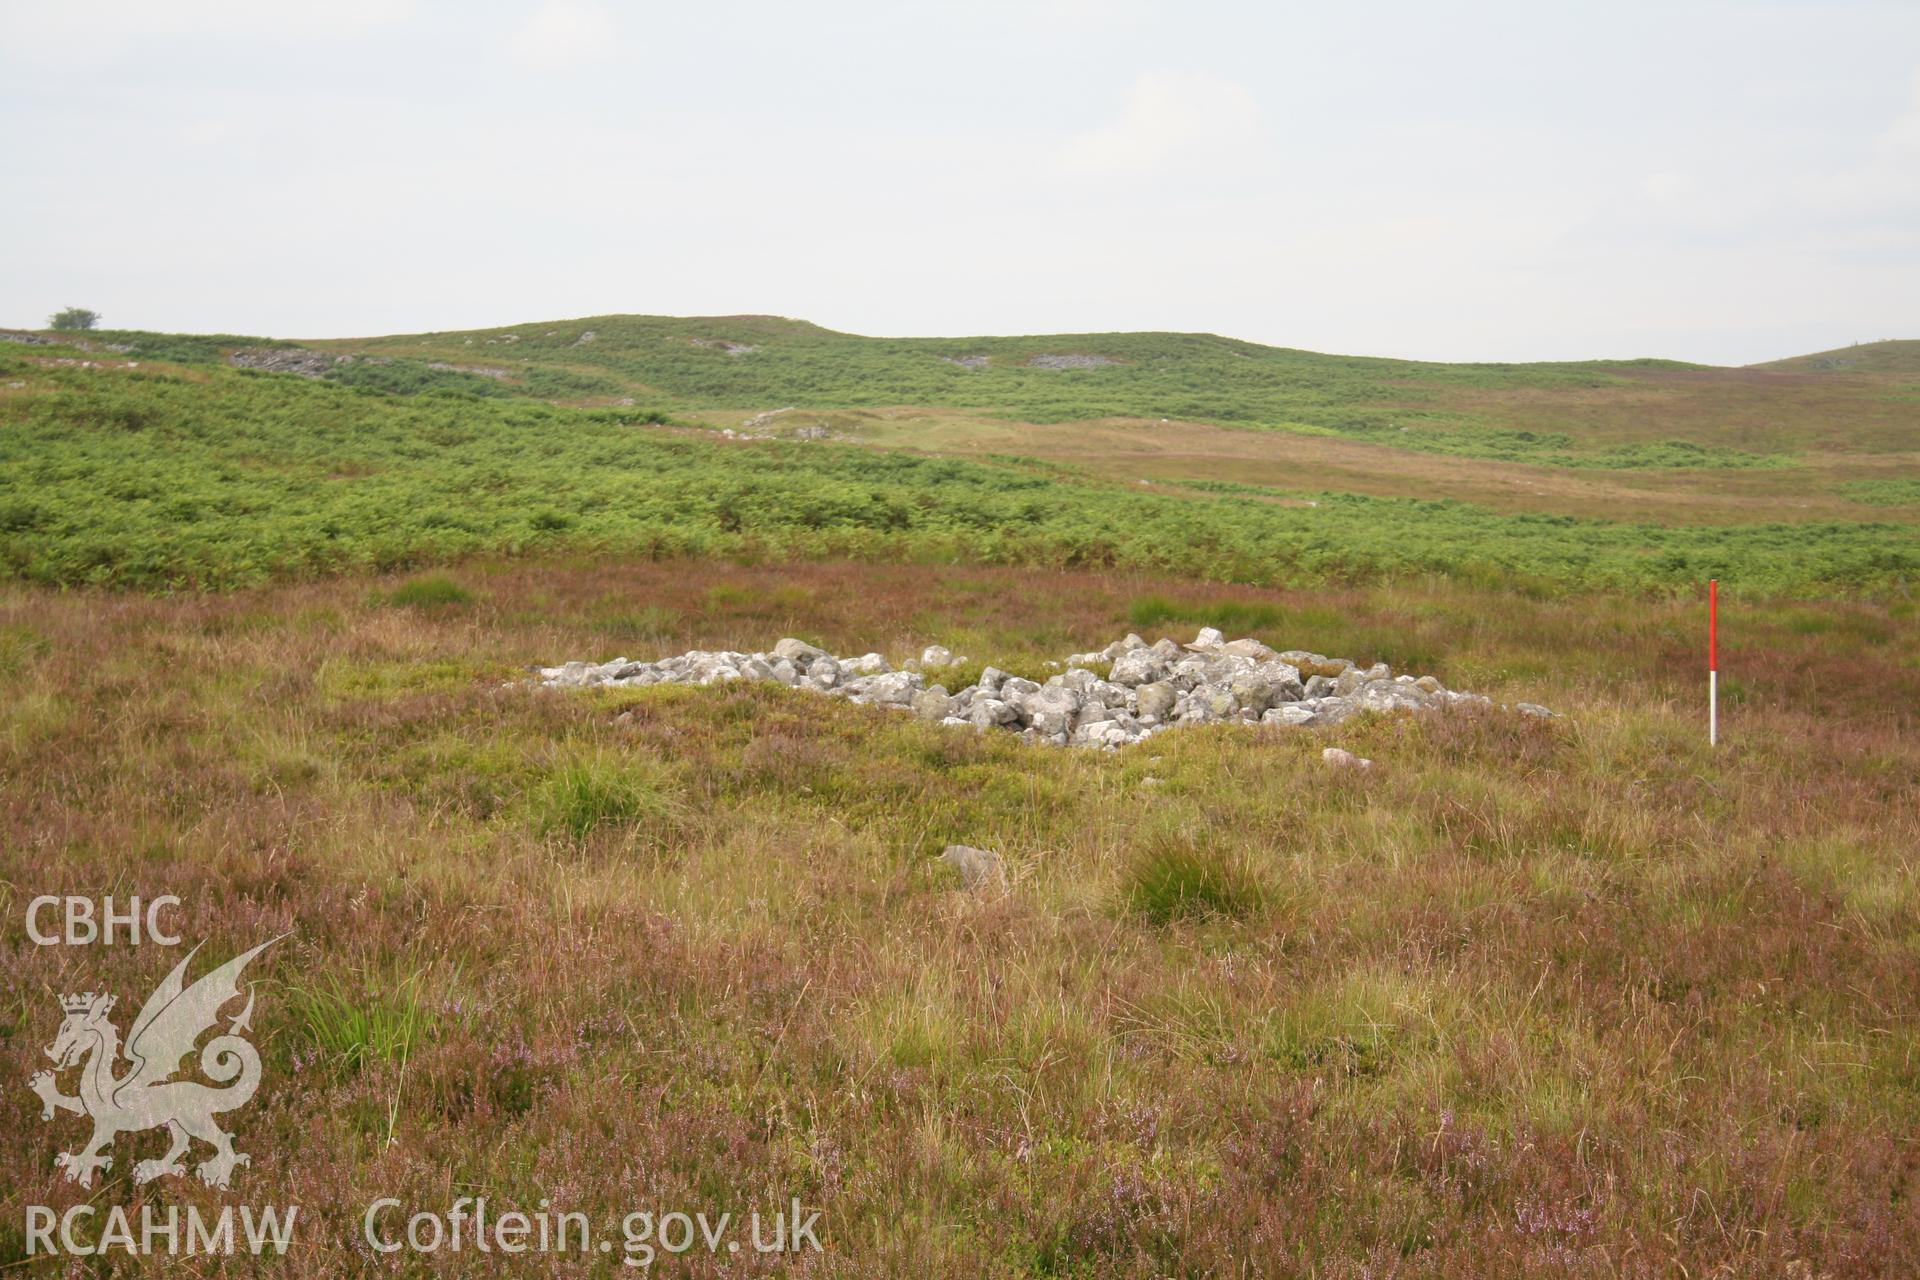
[2,1,1915,364]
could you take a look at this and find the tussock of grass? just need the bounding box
[532,748,684,845]
[1122,833,1268,924]
[292,973,433,1073]
[382,574,473,608]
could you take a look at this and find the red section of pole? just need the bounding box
[1709,579,1718,672]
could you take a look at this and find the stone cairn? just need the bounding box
[535,628,1556,749]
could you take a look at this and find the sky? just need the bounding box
[1,0,1916,364]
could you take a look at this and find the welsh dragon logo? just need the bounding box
[29,937,281,1190]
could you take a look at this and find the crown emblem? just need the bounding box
[60,992,107,1013]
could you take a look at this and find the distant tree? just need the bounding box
[49,307,100,332]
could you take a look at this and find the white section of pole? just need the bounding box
[1709,669,1718,747]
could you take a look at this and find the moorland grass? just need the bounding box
[381,574,474,608]
[3,559,1915,1275]
[1843,477,1920,505]
[1128,593,1289,633]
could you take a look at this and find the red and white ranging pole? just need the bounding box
[1708,578,1719,747]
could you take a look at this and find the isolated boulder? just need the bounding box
[941,844,1007,892]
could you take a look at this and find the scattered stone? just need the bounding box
[1322,747,1374,771]
[942,355,990,369]
[854,670,921,706]
[1110,648,1170,687]
[773,637,828,665]
[1135,681,1178,722]
[573,330,597,345]
[742,407,795,431]
[1021,685,1082,736]
[1279,651,1351,680]
[533,629,1555,750]
[1026,353,1122,370]
[427,362,511,379]
[912,687,954,721]
[941,844,1006,893]
[969,698,1018,730]
[228,348,344,378]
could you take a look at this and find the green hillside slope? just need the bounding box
[1752,339,1920,375]
[1,330,1914,594]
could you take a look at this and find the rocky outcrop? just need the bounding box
[228,348,345,377]
[426,362,511,379]
[535,630,1554,750]
[1026,353,1122,370]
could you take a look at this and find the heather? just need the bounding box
[3,561,1915,1276]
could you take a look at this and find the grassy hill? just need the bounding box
[1752,338,1920,376]
[67,314,1908,455]
[1,321,1915,592]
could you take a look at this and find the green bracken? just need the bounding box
[1,346,1912,594]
